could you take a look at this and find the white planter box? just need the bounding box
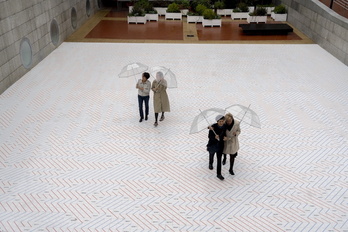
[127,16,147,24]
[265,6,275,15]
[231,12,249,19]
[248,6,255,12]
[187,15,203,23]
[271,12,287,21]
[202,19,221,27]
[247,15,267,23]
[181,9,189,16]
[217,9,232,16]
[165,12,182,20]
[145,13,159,21]
[154,7,167,16]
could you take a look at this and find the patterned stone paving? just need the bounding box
[0,43,347,231]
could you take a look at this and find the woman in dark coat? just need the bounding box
[207,115,226,180]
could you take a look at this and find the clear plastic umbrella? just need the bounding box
[225,104,261,128]
[149,66,177,88]
[190,108,226,134]
[118,62,148,78]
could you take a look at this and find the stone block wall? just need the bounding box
[279,0,348,66]
[0,0,102,94]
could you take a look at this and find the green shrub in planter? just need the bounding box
[179,0,190,9]
[196,4,207,15]
[143,1,157,13]
[196,0,211,8]
[167,2,181,12]
[203,9,215,19]
[273,4,287,14]
[203,8,220,19]
[214,1,225,9]
[136,0,149,9]
[129,4,145,16]
[250,7,267,16]
[233,2,249,12]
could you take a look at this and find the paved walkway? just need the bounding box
[0,42,347,231]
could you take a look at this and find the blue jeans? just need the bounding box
[138,95,149,119]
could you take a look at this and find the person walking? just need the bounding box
[136,72,151,122]
[151,71,170,127]
[207,115,226,180]
[222,113,241,175]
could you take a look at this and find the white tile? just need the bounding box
[0,42,347,231]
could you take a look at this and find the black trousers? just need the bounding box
[223,152,238,171]
[209,150,223,176]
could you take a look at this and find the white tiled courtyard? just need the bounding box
[0,43,347,231]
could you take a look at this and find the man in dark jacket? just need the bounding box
[207,115,226,180]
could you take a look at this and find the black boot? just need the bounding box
[209,152,214,170]
[229,155,235,175]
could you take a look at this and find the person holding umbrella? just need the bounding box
[136,72,151,122]
[151,71,170,127]
[222,113,241,175]
[207,115,226,180]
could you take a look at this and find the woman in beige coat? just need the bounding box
[151,71,170,127]
[223,113,241,175]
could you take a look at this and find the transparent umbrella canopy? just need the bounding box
[225,104,261,128]
[118,62,148,78]
[190,108,226,134]
[149,66,177,88]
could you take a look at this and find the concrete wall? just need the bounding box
[279,0,348,66]
[0,0,102,94]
